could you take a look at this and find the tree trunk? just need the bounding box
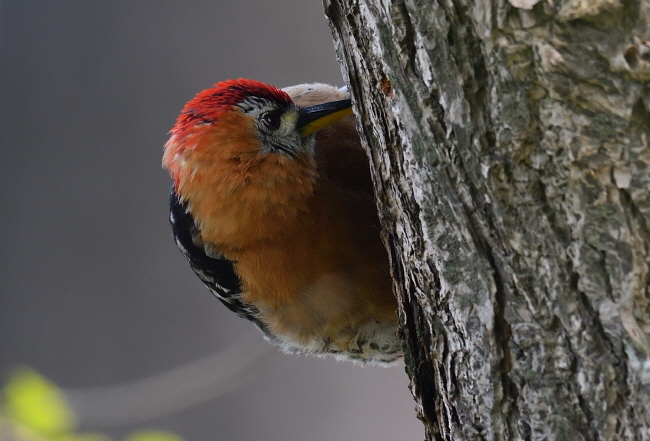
[324,0,650,439]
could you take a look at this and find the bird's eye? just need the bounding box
[261,111,282,131]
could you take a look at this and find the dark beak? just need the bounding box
[297,99,353,138]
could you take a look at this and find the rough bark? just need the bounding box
[325,0,650,440]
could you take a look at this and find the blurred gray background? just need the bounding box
[0,2,423,441]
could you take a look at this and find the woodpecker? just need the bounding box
[163,79,400,364]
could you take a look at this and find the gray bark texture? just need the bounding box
[324,0,650,440]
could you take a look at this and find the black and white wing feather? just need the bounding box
[168,187,269,334]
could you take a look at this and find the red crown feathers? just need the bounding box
[172,79,291,138]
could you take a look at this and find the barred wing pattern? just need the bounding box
[168,187,270,336]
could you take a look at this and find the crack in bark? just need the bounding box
[395,1,421,83]
[535,179,572,245]
[620,188,650,261]
[458,199,518,438]
[562,323,601,441]
[404,269,442,433]
[442,4,523,423]
[567,264,635,439]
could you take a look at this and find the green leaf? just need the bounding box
[3,367,77,436]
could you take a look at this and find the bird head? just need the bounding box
[163,79,352,195]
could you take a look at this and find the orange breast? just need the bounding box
[233,168,396,346]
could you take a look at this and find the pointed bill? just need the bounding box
[297,99,353,138]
